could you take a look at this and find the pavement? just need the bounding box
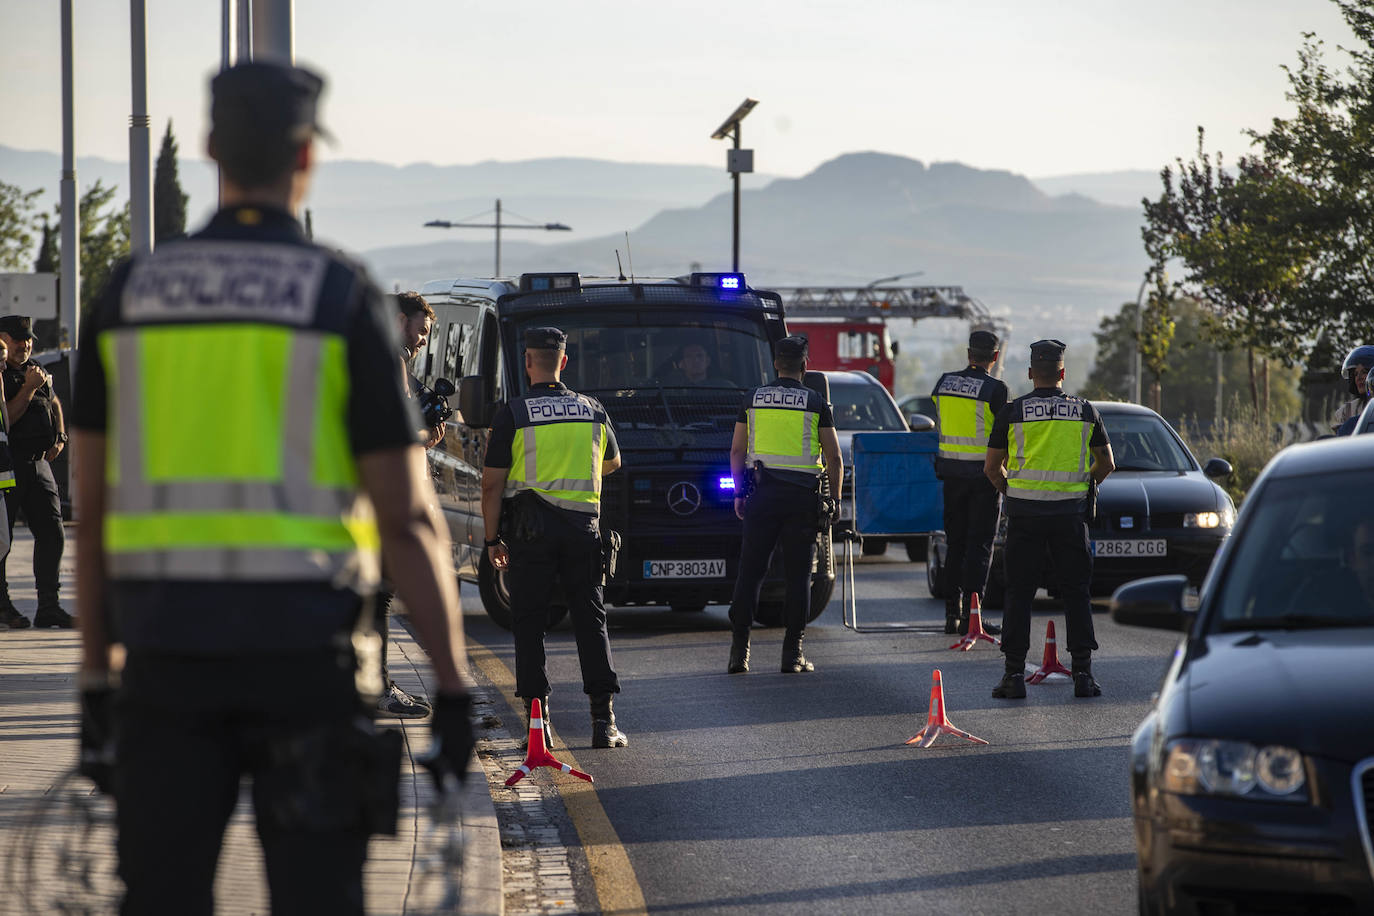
[0,527,506,916]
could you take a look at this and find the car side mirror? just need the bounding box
[458,375,494,428]
[907,412,935,432]
[1110,575,1194,631]
[1203,457,1233,479]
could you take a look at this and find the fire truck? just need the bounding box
[770,285,1006,395]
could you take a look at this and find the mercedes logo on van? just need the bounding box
[667,481,702,516]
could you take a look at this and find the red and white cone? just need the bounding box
[905,668,989,748]
[505,698,594,787]
[1026,619,1074,685]
[949,593,1000,651]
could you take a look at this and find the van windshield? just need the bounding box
[511,310,774,394]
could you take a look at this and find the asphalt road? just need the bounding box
[462,546,1184,916]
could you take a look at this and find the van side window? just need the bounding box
[444,322,465,380]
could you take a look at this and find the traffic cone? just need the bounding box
[505,698,594,787]
[905,668,989,748]
[949,593,1000,651]
[1026,619,1074,685]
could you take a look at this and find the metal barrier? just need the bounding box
[841,431,946,632]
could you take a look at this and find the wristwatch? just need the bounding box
[55,431,68,445]
[484,537,502,547]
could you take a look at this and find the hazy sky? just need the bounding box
[0,0,1356,179]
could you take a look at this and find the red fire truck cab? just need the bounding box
[786,319,896,393]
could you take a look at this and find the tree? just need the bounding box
[34,215,58,273]
[0,180,43,271]
[51,180,131,318]
[153,120,188,244]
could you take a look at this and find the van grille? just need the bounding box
[1355,758,1374,884]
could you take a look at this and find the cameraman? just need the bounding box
[396,291,445,448]
[370,291,446,718]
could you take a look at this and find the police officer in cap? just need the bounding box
[71,60,475,912]
[931,329,1009,635]
[984,339,1114,699]
[480,327,628,748]
[726,335,843,674]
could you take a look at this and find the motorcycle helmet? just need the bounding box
[1342,345,1374,396]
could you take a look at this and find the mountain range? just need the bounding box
[2,144,1158,333]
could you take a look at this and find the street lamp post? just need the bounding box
[711,99,758,273]
[425,199,571,276]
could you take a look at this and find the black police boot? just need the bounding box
[944,588,963,635]
[992,669,1027,699]
[590,693,628,748]
[727,629,751,674]
[780,631,815,673]
[0,603,31,630]
[522,696,555,749]
[1072,662,1102,698]
[34,604,75,629]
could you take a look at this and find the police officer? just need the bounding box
[70,61,475,914]
[726,336,843,674]
[1332,345,1374,435]
[0,314,73,629]
[931,329,1009,635]
[480,327,628,748]
[984,339,1114,700]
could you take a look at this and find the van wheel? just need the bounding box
[755,575,834,626]
[926,540,945,599]
[478,551,569,630]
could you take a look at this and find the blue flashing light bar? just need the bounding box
[519,272,581,293]
[689,272,747,292]
[720,275,741,290]
[718,476,736,491]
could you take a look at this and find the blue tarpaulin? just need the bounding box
[852,431,944,536]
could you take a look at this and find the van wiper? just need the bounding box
[1220,613,1374,631]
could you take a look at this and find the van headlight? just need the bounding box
[1162,739,1307,801]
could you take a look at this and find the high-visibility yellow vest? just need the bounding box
[933,374,997,464]
[0,408,14,490]
[505,389,609,515]
[745,383,823,476]
[1006,396,1093,503]
[100,241,379,588]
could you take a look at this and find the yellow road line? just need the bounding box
[467,639,649,916]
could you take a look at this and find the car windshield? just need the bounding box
[1212,470,1374,630]
[830,380,906,430]
[1100,413,1195,472]
[512,310,773,395]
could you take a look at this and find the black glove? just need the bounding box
[79,686,117,795]
[422,692,476,786]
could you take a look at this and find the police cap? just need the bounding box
[1029,338,1067,363]
[0,315,34,341]
[774,336,808,359]
[524,326,567,350]
[968,329,999,351]
[211,62,330,145]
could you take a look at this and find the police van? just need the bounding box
[414,271,836,629]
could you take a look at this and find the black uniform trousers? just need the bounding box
[507,502,620,700]
[728,476,818,634]
[0,457,65,607]
[114,650,378,916]
[941,474,1000,598]
[1001,512,1099,670]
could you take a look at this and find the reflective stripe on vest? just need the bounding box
[934,390,995,462]
[745,386,822,475]
[101,324,379,584]
[0,413,13,489]
[504,394,606,514]
[1006,403,1092,501]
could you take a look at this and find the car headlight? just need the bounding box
[1184,507,1236,529]
[1162,739,1307,801]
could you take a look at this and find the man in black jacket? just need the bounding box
[0,314,72,629]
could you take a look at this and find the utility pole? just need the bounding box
[711,99,757,273]
[129,0,153,256]
[59,0,80,349]
[425,200,571,277]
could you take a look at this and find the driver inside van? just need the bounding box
[667,343,729,387]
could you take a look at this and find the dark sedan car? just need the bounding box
[1114,434,1374,915]
[930,401,1236,605]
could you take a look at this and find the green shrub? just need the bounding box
[1180,409,1290,506]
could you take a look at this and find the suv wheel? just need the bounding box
[478,550,569,630]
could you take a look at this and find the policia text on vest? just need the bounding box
[479,326,629,750]
[725,336,843,676]
[983,338,1115,702]
[931,330,1008,636]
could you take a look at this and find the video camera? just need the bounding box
[417,378,456,428]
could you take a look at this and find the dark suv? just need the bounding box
[415,272,836,628]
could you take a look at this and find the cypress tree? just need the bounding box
[153,120,188,243]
